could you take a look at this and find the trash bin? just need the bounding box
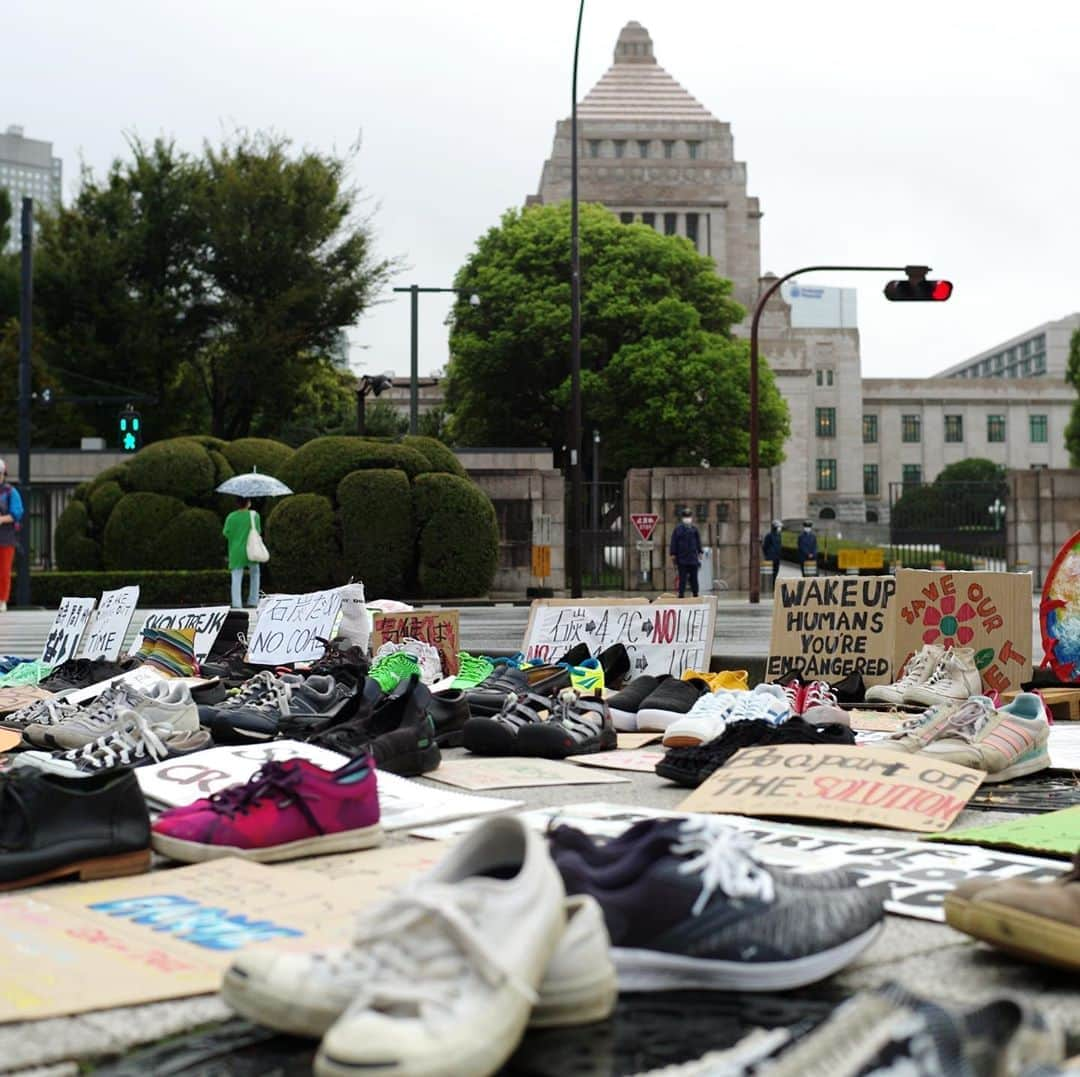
[698,547,714,593]
[760,562,774,594]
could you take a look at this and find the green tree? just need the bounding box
[362,399,408,438]
[444,203,788,469]
[1066,328,1080,465]
[0,190,17,323]
[891,457,1007,531]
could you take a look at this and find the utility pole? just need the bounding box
[16,199,32,608]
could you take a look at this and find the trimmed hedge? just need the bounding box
[264,493,340,592]
[103,492,188,570]
[54,500,101,570]
[90,464,130,491]
[400,435,466,478]
[88,480,124,528]
[221,437,295,479]
[30,570,231,608]
[279,437,431,501]
[126,439,216,500]
[338,469,412,598]
[412,473,498,597]
[159,508,225,570]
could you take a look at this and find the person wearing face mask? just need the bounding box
[0,460,24,612]
[669,511,703,598]
[797,520,818,576]
[762,519,782,590]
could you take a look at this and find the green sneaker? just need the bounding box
[450,653,495,690]
[369,652,421,693]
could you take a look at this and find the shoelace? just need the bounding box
[222,671,285,709]
[74,684,140,731]
[454,655,492,681]
[343,885,539,1020]
[671,825,776,916]
[12,696,78,728]
[893,651,936,689]
[62,711,171,770]
[802,682,838,708]
[208,761,324,834]
[933,698,995,742]
[920,652,965,691]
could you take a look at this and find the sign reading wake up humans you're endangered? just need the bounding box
[767,576,896,686]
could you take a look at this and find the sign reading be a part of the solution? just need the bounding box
[767,576,896,686]
[679,744,983,832]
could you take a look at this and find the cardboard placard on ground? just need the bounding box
[523,597,717,678]
[848,710,904,732]
[616,732,663,749]
[425,756,631,791]
[892,569,1033,695]
[926,805,1080,859]
[567,748,666,773]
[679,744,984,832]
[370,609,460,678]
[129,606,230,661]
[40,596,96,667]
[0,685,52,716]
[247,589,343,665]
[767,576,896,686]
[78,586,140,661]
[1049,724,1080,771]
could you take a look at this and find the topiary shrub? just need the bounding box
[55,500,102,570]
[102,491,187,570]
[280,437,430,502]
[338,469,412,597]
[157,508,226,570]
[264,494,340,592]
[71,482,91,505]
[88,481,124,529]
[186,435,227,452]
[412,473,498,597]
[400,435,466,478]
[126,439,216,500]
[221,437,295,479]
[90,464,131,491]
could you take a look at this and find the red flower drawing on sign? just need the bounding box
[922,594,977,647]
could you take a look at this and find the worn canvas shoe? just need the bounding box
[607,675,667,732]
[875,700,964,753]
[662,691,740,748]
[313,816,566,1077]
[223,892,614,1039]
[636,678,707,732]
[151,756,382,864]
[517,688,616,759]
[918,692,1050,782]
[554,819,886,991]
[800,681,848,725]
[1,695,80,735]
[864,643,945,704]
[903,646,982,706]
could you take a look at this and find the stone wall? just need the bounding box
[1007,468,1080,590]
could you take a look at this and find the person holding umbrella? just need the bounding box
[216,468,291,609]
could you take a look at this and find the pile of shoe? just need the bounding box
[866,643,981,707]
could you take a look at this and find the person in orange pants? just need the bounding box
[0,460,24,612]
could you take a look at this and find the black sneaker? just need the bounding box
[276,669,367,739]
[39,657,135,694]
[830,671,865,705]
[656,717,857,788]
[517,689,616,759]
[463,691,556,755]
[634,678,705,732]
[607,675,668,731]
[429,688,470,747]
[198,640,266,689]
[596,644,631,690]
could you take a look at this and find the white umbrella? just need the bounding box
[216,467,293,498]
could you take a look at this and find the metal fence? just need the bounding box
[578,480,624,590]
[888,480,1007,568]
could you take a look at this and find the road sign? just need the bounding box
[631,513,659,542]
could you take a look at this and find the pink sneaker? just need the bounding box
[151,756,381,863]
[801,681,849,726]
[781,680,805,716]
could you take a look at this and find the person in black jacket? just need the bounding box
[762,519,782,590]
[669,512,703,597]
[797,521,818,576]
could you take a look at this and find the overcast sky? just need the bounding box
[6,0,1077,380]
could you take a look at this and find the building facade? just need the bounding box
[937,313,1080,382]
[0,125,62,250]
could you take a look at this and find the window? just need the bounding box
[863,464,879,496]
[1021,358,1031,376]
[613,140,625,159]
[663,212,677,235]
[663,140,675,159]
[1030,414,1048,443]
[587,140,600,158]
[826,370,834,386]
[863,414,878,443]
[816,370,823,387]
[637,140,650,158]
[987,414,1006,442]
[641,212,655,227]
[901,414,921,443]
[816,459,837,492]
[685,213,699,248]
[619,212,634,224]
[944,414,963,442]
[902,464,922,486]
[816,407,836,437]
[1034,354,1046,374]
[687,141,700,160]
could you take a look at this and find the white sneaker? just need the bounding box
[864,644,944,704]
[724,683,792,726]
[903,647,982,707]
[223,893,615,1039]
[662,692,739,748]
[374,637,443,685]
[313,815,565,1077]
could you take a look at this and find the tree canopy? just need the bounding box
[891,457,1007,531]
[1065,328,1080,466]
[443,203,789,471]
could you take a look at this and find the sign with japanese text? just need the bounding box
[78,586,140,661]
[891,569,1032,695]
[247,589,343,665]
[631,513,659,542]
[40,596,97,667]
[129,606,230,662]
[370,609,460,678]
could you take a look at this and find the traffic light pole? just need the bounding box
[748,264,907,604]
[16,199,33,609]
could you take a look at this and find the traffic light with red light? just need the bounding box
[884,266,953,301]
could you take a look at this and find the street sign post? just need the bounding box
[630,513,659,542]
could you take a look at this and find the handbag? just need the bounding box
[246,511,269,563]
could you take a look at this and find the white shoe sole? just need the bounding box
[902,686,971,707]
[613,923,881,991]
[530,967,618,1028]
[152,822,382,864]
[610,707,639,732]
[635,707,688,732]
[920,747,1049,785]
[863,687,906,704]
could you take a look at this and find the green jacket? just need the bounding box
[223,509,261,570]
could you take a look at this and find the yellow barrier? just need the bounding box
[837,548,885,570]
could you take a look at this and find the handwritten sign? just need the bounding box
[247,589,343,665]
[767,576,896,685]
[78,586,139,661]
[370,609,460,678]
[425,757,630,791]
[567,748,666,773]
[679,744,983,832]
[40,597,97,666]
[523,597,717,678]
[892,569,1032,695]
[129,606,230,662]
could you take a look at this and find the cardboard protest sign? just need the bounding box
[567,748,666,773]
[927,805,1080,859]
[425,757,630,791]
[892,569,1032,695]
[679,744,983,832]
[247,589,343,664]
[129,605,230,661]
[523,597,717,678]
[767,576,896,685]
[370,609,460,677]
[617,732,663,749]
[78,586,139,660]
[40,596,96,666]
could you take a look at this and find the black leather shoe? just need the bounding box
[0,767,151,890]
[429,689,470,747]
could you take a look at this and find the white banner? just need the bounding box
[40,597,97,667]
[129,606,230,661]
[78,586,140,661]
[247,588,343,665]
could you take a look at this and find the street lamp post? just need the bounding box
[392,286,479,435]
[748,264,910,604]
[591,428,600,584]
[16,198,33,609]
